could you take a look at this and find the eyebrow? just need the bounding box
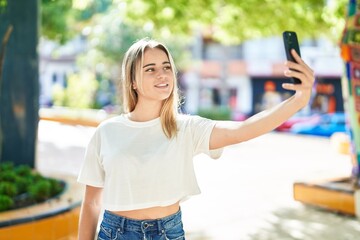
[143,61,171,68]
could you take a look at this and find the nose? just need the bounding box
[157,70,166,79]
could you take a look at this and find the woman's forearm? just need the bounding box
[237,94,303,141]
[211,94,308,149]
[78,186,103,240]
[78,201,101,240]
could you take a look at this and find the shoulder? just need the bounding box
[97,115,125,130]
[101,114,125,125]
[176,114,213,127]
[176,114,197,124]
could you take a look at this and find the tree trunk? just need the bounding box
[0,25,14,162]
[0,0,39,167]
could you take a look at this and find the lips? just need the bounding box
[155,83,169,88]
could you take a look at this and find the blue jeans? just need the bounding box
[98,209,185,240]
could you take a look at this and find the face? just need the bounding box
[133,47,174,104]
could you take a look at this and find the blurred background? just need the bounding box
[1,0,360,239]
[37,0,346,122]
[36,0,349,138]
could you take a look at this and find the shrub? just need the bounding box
[198,107,232,120]
[14,165,32,177]
[0,195,14,211]
[0,182,18,197]
[28,180,52,202]
[0,162,14,171]
[0,170,17,182]
[15,176,32,193]
[48,178,64,196]
[0,162,65,212]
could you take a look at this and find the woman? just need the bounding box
[78,38,314,240]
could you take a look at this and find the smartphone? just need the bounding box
[283,31,301,84]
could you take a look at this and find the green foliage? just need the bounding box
[48,178,63,196]
[121,0,348,44]
[41,0,73,44]
[41,0,113,43]
[198,107,232,120]
[14,164,32,176]
[28,180,51,202]
[0,0,7,14]
[72,0,112,21]
[0,161,13,171]
[28,178,63,202]
[42,2,191,109]
[0,182,18,197]
[0,162,64,212]
[0,195,13,211]
[0,170,17,182]
[52,71,99,108]
[75,5,191,85]
[15,176,32,193]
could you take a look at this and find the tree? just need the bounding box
[0,0,110,167]
[0,0,39,167]
[41,0,112,44]
[121,0,348,44]
[70,5,192,109]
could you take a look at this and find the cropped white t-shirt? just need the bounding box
[77,114,223,211]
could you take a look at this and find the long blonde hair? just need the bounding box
[121,38,180,138]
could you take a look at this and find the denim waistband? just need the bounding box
[102,209,182,234]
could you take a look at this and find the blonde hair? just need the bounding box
[121,38,180,138]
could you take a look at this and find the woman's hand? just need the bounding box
[282,49,315,108]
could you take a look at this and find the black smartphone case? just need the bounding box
[283,31,302,84]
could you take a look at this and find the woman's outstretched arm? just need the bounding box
[210,49,315,149]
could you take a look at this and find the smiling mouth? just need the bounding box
[155,83,169,88]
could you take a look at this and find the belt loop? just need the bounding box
[157,219,164,235]
[120,217,125,233]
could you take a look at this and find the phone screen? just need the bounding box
[283,31,301,84]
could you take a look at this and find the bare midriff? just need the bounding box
[109,201,180,220]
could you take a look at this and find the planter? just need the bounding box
[0,174,83,240]
[39,107,113,127]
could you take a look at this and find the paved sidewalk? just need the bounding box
[36,120,360,240]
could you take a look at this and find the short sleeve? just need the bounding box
[190,116,223,159]
[77,129,105,187]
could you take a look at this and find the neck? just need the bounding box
[129,101,163,122]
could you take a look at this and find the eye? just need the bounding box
[164,65,172,71]
[145,68,154,72]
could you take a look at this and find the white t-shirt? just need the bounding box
[77,114,223,211]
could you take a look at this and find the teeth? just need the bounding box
[156,83,168,87]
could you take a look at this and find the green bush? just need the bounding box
[0,162,14,171]
[15,176,32,193]
[198,107,232,120]
[0,170,17,182]
[0,182,18,197]
[49,178,63,196]
[14,165,32,177]
[0,162,65,212]
[0,195,14,211]
[28,180,52,202]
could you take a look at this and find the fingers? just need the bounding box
[290,49,313,72]
[290,49,302,64]
[284,68,314,88]
[284,49,314,85]
[282,82,297,91]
